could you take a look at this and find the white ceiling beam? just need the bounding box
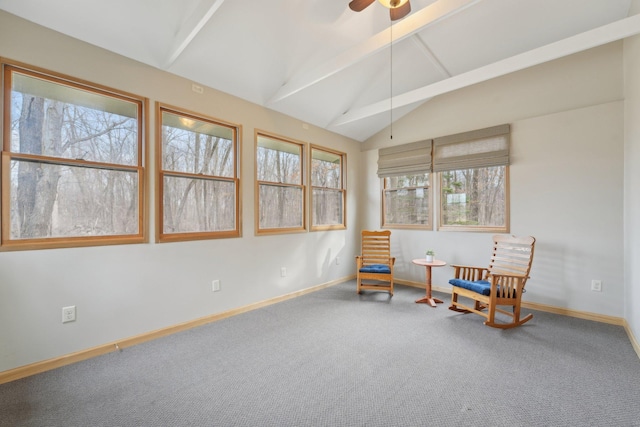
[267,0,482,104]
[410,34,451,78]
[331,13,640,127]
[163,0,226,68]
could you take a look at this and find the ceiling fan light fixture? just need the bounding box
[349,0,411,21]
[378,0,409,9]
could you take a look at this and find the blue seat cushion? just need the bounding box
[360,264,391,274]
[449,279,491,296]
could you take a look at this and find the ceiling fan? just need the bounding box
[349,0,412,21]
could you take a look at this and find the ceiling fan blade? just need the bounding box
[390,1,411,20]
[349,0,376,12]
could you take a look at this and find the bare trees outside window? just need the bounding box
[2,63,144,250]
[440,165,508,231]
[256,133,304,234]
[158,105,240,242]
[382,173,431,228]
[310,146,345,230]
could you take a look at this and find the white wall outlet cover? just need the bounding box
[62,306,76,323]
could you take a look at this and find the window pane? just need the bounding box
[257,138,301,184]
[383,173,430,227]
[310,147,345,230]
[3,64,145,249]
[384,174,429,189]
[311,149,341,188]
[163,176,236,234]
[162,111,234,177]
[11,72,138,166]
[259,184,303,229]
[441,166,506,227]
[312,188,343,226]
[255,134,305,234]
[384,188,429,225]
[9,160,138,239]
[158,106,239,241]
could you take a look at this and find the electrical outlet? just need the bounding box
[280,267,287,277]
[212,279,221,292]
[591,279,602,292]
[62,306,76,323]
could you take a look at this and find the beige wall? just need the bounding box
[0,10,362,372]
[624,0,640,345]
[361,42,626,317]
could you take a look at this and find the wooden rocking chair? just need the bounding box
[356,230,395,296]
[449,235,536,329]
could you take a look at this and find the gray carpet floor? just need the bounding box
[1,281,639,427]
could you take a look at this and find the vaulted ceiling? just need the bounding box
[1,0,638,142]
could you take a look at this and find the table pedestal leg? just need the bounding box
[415,265,443,307]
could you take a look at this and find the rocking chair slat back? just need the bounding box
[361,232,392,266]
[487,235,536,284]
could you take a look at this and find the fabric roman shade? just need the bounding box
[377,139,432,178]
[433,124,510,172]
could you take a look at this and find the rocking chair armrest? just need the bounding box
[450,264,486,270]
[450,264,489,281]
[487,272,529,285]
[487,272,528,279]
[487,273,528,294]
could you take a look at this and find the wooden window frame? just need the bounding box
[310,145,346,231]
[255,131,306,235]
[1,59,147,251]
[156,103,241,243]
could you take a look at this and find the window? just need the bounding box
[440,166,508,229]
[255,132,305,234]
[1,62,145,250]
[378,140,432,228]
[434,125,510,232]
[310,146,346,230]
[157,105,240,242]
[382,173,432,228]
